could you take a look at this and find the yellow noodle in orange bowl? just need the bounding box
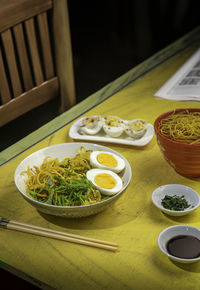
[154,108,200,177]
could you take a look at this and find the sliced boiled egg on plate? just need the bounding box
[86,168,123,196]
[79,115,103,135]
[103,115,125,137]
[125,119,147,139]
[90,151,125,173]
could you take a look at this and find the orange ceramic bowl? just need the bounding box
[154,108,200,178]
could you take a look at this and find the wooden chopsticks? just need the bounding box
[0,217,118,252]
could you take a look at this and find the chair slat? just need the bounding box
[0,0,52,33]
[13,23,34,91]
[25,18,44,85]
[0,0,75,126]
[0,77,59,127]
[0,45,11,104]
[1,29,23,97]
[37,12,55,79]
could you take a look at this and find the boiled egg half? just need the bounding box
[103,115,125,137]
[86,168,123,195]
[90,151,125,173]
[79,115,103,135]
[125,119,147,139]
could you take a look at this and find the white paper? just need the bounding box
[154,48,200,101]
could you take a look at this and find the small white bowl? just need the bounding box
[158,225,200,263]
[151,184,200,216]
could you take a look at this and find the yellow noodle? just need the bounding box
[158,111,200,144]
[21,146,104,206]
[23,146,89,188]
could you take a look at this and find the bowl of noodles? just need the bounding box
[14,143,132,218]
[154,108,200,177]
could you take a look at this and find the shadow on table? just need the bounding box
[152,249,200,274]
[37,199,142,230]
[172,260,200,273]
[149,201,200,225]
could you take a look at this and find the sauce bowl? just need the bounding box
[157,225,200,263]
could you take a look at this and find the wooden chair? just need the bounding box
[0,0,76,127]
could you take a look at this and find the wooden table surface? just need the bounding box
[1,27,200,289]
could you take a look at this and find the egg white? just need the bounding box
[103,115,125,137]
[90,151,125,173]
[86,169,123,196]
[125,119,147,138]
[79,115,103,135]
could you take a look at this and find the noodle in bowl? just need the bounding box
[154,108,200,178]
[14,143,132,217]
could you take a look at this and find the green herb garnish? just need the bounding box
[23,151,105,207]
[28,174,102,206]
[161,195,191,211]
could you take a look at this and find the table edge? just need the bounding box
[0,260,54,289]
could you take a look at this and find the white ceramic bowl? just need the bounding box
[158,225,200,263]
[14,143,132,218]
[151,184,200,216]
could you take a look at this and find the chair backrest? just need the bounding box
[0,0,75,127]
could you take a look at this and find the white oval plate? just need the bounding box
[69,117,154,147]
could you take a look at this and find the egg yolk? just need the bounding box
[105,117,120,126]
[130,120,146,131]
[97,153,117,168]
[83,117,98,128]
[94,173,116,189]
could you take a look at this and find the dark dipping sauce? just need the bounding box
[167,235,200,259]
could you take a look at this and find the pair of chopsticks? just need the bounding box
[0,217,118,252]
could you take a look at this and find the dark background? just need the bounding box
[0,0,200,287]
[69,0,200,100]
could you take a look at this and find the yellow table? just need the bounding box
[1,27,200,289]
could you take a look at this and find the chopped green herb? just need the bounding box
[161,194,192,211]
[28,174,102,206]
[23,150,106,207]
